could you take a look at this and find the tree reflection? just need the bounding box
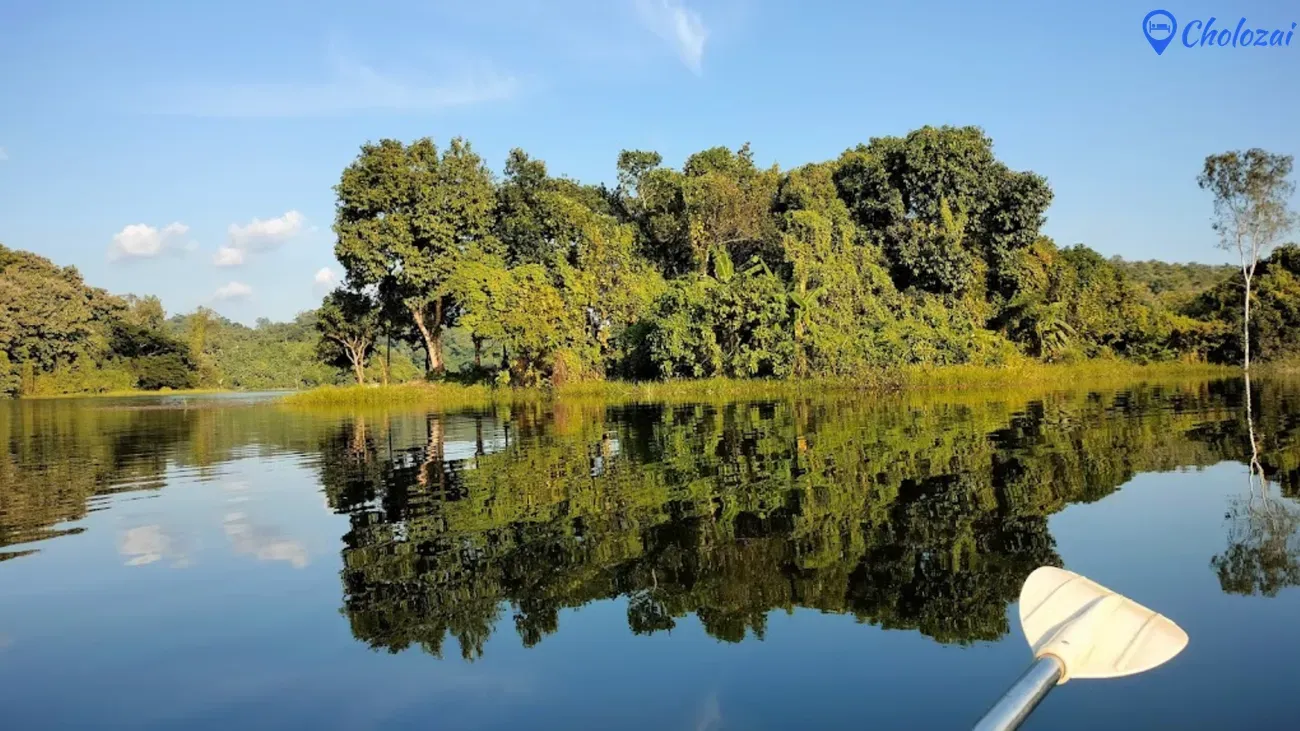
[1212,496,1300,596]
[318,381,1300,660]
[1212,374,1300,596]
[5,380,1300,654]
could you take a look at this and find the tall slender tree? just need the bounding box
[1198,149,1296,370]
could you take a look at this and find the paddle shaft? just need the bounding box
[972,656,1063,731]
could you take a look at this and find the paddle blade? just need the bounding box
[1019,567,1188,681]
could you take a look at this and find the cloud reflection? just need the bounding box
[119,524,191,568]
[222,512,309,568]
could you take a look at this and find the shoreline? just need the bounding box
[278,361,1240,409]
[18,388,233,401]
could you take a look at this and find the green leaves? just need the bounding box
[334,137,496,374]
[316,289,381,383]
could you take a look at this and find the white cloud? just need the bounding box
[213,281,253,301]
[213,246,245,267]
[215,210,304,267]
[314,267,338,286]
[158,54,519,118]
[108,222,190,261]
[0,147,7,161]
[635,0,709,73]
[229,210,305,250]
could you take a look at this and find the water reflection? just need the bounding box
[3,379,1300,662]
[1211,372,1300,596]
[119,524,190,567]
[315,380,1299,658]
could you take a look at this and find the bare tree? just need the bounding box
[1198,149,1296,370]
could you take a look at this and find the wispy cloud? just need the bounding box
[109,222,191,261]
[214,281,253,301]
[214,246,245,267]
[158,54,519,118]
[635,0,709,74]
[215,210,304,267]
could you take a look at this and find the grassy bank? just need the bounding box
[1254,359,1300,377]
[280,361,1238,409]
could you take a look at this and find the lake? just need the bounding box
[2,377,1299,729]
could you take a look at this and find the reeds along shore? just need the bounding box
[279,362,1241,409]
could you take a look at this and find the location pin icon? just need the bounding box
[1143,10,1177,55]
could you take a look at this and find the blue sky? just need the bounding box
[0,0,1297,324]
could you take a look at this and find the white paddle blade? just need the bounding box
[1019,567,1188,681]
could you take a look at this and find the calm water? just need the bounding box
[2,379,1300,730]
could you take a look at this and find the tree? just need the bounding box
[494,148,554,266]
[444,246,512,369]
[334,137,495,377]
[122,294,166,330]
[316,289,380,384]
[1198,149,1297,370]
[681,144,781,273]
[0,245,113,375]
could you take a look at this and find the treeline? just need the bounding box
[319,126,1300,386]
[6,127,1297,397]
[0,245,197,396]
[0,244,432,396]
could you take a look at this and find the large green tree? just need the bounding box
[334,137,495,375]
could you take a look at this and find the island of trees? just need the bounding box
[2,126,1297,397]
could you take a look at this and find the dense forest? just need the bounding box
[323,126,1298,385]
[3,126,1297,396]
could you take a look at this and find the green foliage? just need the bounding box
[0,244,200,395]
[1189,244,1300,364]
[7,135,1298,401]
[301,378,1300,656]
[0,245,117,384]
[109,321,197,390]
[640,263,794,380]
[316,289,380,384]
[164,310,350,391]
[333,137,496,374]
[1197,149,1297,369]
[1113,258,1236,305]
[833,126,1052,298]
[309,135,1300,388]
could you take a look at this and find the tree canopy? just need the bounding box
[318,128,1296,385]
[4,130,1297,398]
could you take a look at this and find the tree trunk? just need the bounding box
[473,335,484,369]
[350,349,366,385]
[429,327,444,374]
[409,303,445,377]
[382,335,391,386]
[1243,273,1252,371]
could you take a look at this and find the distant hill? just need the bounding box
[1111,258,1238,308]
